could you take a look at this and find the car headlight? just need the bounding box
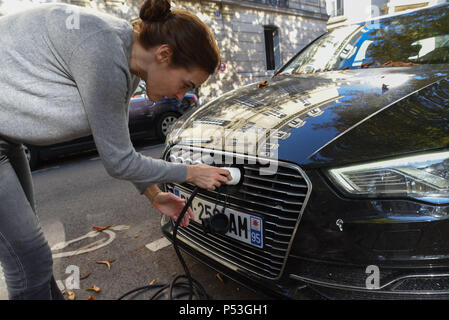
[327,150,449,205]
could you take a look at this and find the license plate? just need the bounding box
[173,188,263,249]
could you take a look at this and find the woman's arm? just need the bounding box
[68,29,187,193]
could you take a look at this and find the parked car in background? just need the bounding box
[25,81,198,170]
[161,4,449,299]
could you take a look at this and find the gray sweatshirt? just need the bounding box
[0,3,187,193]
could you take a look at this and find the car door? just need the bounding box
[129,83,155,135]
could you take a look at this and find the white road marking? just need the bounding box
[56,280,65,291]
[145,237,172,252]
[0,267,5,300]
[51,225,129,258]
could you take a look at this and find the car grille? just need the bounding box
[163,146,312,279]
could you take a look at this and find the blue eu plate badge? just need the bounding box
[250,216,263,248]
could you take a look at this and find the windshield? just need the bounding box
[278,4,449,75]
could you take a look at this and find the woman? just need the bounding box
[0,0,230,299]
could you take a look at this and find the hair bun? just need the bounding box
[139,0,172,23]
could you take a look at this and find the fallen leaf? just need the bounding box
[361,61,375,68]
[67,290,76,300]
[257,80,268,88]
[86,285,101,293]
[92,225,113,232]
[87,296,96,300]
[383,60,418,67]
[216,273,224,283]
[149,278,159,286]
[80,272,91,280]
[96,260,111,270]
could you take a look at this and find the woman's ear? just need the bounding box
[155,44,173,64]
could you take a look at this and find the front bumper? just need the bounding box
[162,215,449,299]
[161,216,317,299]
[160,146,449,299]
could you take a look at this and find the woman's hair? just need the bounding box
[137,0,221,75]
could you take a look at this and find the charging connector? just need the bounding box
[200,166,243,236]
[224,167,242,185]
[215,166,244,196]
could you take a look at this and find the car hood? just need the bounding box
[168,65,449,167]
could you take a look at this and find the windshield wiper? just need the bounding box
[339,60,419,71]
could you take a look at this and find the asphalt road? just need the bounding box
[0,139,270,300]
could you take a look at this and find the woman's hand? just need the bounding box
[144,185,194,227]
[152,192,194,227]
[186,164,232,190]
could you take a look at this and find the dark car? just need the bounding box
[25,81,198,170]
[160,4,449,299]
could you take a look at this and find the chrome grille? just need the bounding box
[164,146,312,279]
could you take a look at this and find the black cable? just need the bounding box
[118,187,210,300]
[171,186,199,300]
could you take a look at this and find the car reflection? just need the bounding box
[26,82,198,170]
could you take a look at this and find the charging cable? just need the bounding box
[117,167,242,300]
[118,186,210,300]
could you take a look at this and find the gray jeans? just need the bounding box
[0,138,63,300]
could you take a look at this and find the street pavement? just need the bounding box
[0,140,270,300]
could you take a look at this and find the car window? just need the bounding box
[279,4,449,74]
[409,35,449,63]
[133,84,146,96]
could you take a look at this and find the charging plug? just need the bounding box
[222,167,242,185]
